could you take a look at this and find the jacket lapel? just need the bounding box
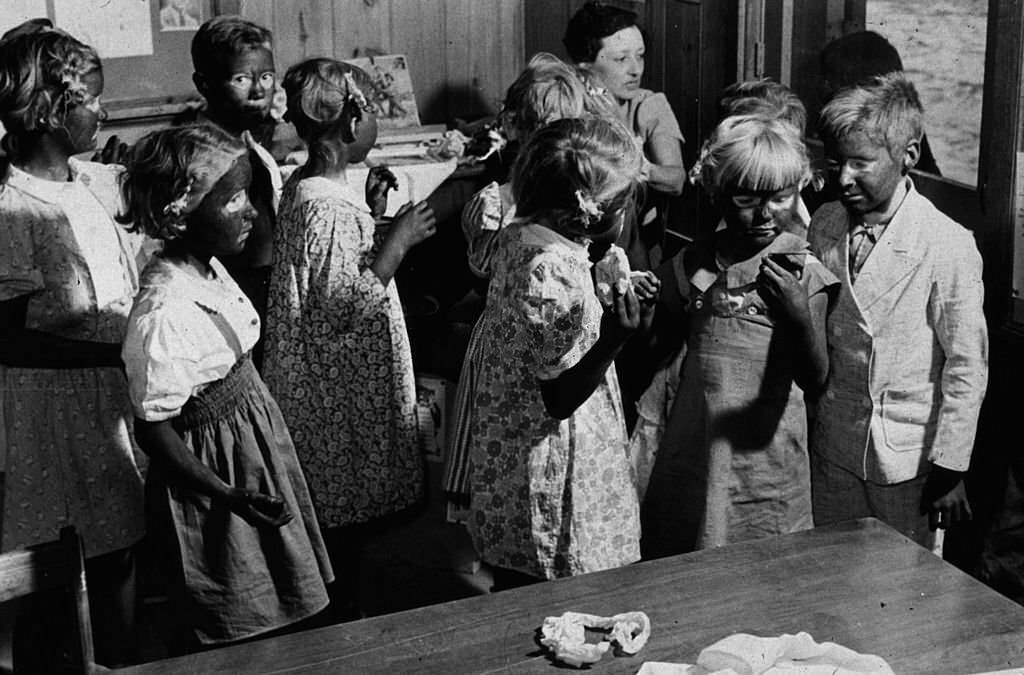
[851,185,924,315]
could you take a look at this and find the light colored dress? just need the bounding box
[122,254,333,645]
[443,181,516,517]
[264,175,423,528]
[642,232,839,557]
[467,222,641,580]
[0,159,145,557]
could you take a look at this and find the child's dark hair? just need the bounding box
[120,124,247,241]
[563,1,640,64]
[191,15,272,76]
[820,31,903,96]
[717,78,807,134]
[818,71,923,156]
[0,19,101,159]
[513,117,643,238]
[282,57,376,167]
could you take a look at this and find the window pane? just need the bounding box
[865,0,987,186]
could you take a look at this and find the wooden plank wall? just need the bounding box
[239,0,524,124]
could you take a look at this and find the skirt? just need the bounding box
[149,354,334,645]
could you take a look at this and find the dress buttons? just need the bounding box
[694,298,704,309]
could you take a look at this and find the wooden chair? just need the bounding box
[0,527,96,674]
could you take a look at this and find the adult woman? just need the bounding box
[0,19,145,668]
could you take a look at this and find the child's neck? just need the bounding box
[14,135,73,182]
[301,142,352,183]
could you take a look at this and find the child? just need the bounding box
[466,117,653,587]
[188,16,282,368]
[564,0,686,271]
[121,124,333,649]
[641,114,839,559]
[808,72,988,549]
[444,53,593,519]
[0,20,145,669]
[262,58,436,619]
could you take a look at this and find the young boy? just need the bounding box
[188,16,282,368]
[808,72,988,549]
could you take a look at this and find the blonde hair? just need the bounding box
[282,57,376,166]
[700,114,810,198]
[500,53,589,142]
[513,116,643,238]
[818,71,923,155]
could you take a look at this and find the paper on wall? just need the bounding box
[54,0,153,59]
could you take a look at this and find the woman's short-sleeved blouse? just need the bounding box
[123,255,260,422]
[621,89,685,149]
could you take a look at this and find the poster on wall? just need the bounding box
[159,0,202,31]
[0,0,47,34]
[344,55,423,130]
[53,0,153,58]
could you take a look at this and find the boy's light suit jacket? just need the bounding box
[808,181,988,484]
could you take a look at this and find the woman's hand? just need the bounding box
[757,256,810,324]
[225,488,294,529]
[366,165,399,219]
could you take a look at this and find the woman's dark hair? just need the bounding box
[562,1,639,64]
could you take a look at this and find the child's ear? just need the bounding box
[902,138,921,174]
[343,115,358,144]
[192,72,209,98]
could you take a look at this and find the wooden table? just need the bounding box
[115,519,1024,674]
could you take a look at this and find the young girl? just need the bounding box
[263,58,436,618]
[121,124,333,649]
[0,20,144,669]
[466,117,652,588]
[444,52,591,520]
[641,115,838,559]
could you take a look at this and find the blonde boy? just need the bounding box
[808,72,988,547]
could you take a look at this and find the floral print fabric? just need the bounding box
[466,222,640,580]
[264,175,423,528]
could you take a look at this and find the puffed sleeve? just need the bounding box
[122,301,204,422]
[635,92,685,147]
[304,198,391,334]
[520,251,592,381]
[801,253,840,303]
[0,198,46,301]
[462,182,506,278]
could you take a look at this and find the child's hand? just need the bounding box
[366,165,399,219]
[387,200,437,253]
[91,134,129,165]
[226,488,294,529]
[757,256,810,323]
[631,270,661,333]
[600,279,642,344]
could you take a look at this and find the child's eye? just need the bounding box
[258,72,276,87]
[229,74,253,89]
[224,190,249,213]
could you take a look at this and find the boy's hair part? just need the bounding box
[191,15,273,76]
[700,114,810,198]
[120,123,247,241]
[818,71,924,156]
[563,1,639,64]
[0,19,101,158]
[512,116,643,237]
[718,78,807,134]
[500,52,589,141]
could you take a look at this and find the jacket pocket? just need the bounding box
[879,387,936,453]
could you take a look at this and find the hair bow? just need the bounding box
[575,189,604,225]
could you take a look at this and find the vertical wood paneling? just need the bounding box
[330,0,392,59]
[238,0,274,33]
[389,0,449,122]
[271,0,335,71]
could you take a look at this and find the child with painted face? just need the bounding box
[808,73,987,550]
[0,20,146,669]
[641,114,839,559]
[263,58,435,620]
[121,125,333,650]
[465,117,654,588]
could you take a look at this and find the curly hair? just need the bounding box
[191,15,272,77]
[513,117,643,239]
[120,124,247,241]
[562,1,640,64]
[282,57,377,166]
[0,19,101,158]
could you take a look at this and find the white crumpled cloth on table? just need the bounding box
[636,631,893,675]
[539,610,652,668]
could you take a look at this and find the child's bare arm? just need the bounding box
[372,200,436,284]
[134,418,293,529]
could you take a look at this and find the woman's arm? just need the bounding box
[134,418,292,528]
[643,132,686,196]
[0,296,122,369]
[540,284,641,419]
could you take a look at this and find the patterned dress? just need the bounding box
[467,222,641,580]
[264,175,423,528]
[0,159,146,557]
